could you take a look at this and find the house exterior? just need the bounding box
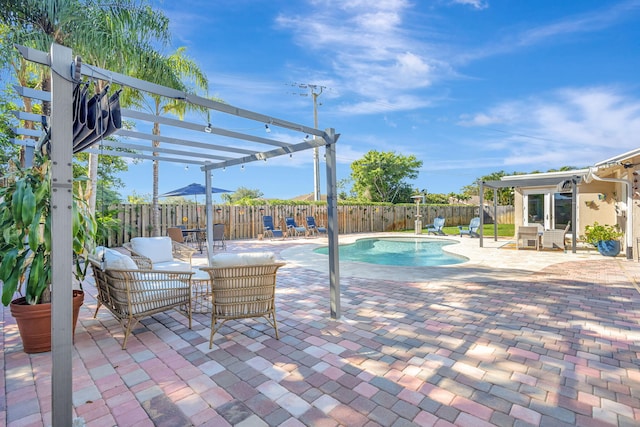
[483,148,640,259]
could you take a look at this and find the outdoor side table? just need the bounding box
[191,267,212,313]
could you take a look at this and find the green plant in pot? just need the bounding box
[0,153,96,353]
[581,221,623,257]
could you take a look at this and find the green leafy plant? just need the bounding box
[581,222,623,246]
[0,155,96,306]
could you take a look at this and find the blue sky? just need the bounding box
[118,0,640,201]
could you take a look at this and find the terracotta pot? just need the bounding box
[10,290,84,354]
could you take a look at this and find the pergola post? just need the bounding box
[479,180,484,247]
[204,168,214,261]
[325,128,340,319]
[50,43,74,427]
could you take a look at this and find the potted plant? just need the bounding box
[581,221,623,257]
[0,153,96,353]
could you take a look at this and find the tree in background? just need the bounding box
[350,150,423,203]
[221,187,264,204]
[460,170,516,205]
[73,152,128,208]
[128,191,151,204]
[0,88,20,174]
[425,193,449,204]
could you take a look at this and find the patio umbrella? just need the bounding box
[160,183,231,227]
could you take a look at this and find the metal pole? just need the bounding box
[493,188,498,241]
[479,181,484,247]
[50,42,74,427]
[204,169,214,263]
[572,179,578,254]
[312,90,322,201]
[325,128,340,318]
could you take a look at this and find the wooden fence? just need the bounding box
[102,203,514,247]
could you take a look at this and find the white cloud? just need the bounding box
[276,0,446,114]
[460,0,640,63]
[337,95,432,114]
[458,86,640,169]
[449,0,488,10]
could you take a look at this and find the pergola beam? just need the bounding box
[117,129,257,155]
[83,147,209,165]
[122,109,294,148]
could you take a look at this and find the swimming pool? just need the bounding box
[313,237,468,267]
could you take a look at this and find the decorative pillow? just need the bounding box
[94,246,138,270]
[130,237,173,263]
[211,252,276,267]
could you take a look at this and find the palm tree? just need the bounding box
[1,0,171,212]
[132,47,209,235]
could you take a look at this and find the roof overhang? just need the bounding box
[482,169,588,189]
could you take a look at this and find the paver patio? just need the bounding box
[2,235,639,426]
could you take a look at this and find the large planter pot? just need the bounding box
[10,290,84,354]
[596,240,621,257]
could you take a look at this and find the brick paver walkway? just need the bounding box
[2,238,639,426]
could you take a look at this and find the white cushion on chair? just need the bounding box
[94,246,138,270]
[130,237,174,263]
[152,260,192,272]
[211,252,276,267]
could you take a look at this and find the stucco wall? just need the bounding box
[577,181,619,237]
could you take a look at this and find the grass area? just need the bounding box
[442,224,514,237]
[401,223,515,237]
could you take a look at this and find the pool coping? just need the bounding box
[279,232,612,282]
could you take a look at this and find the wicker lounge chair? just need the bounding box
[201,252,285,348]
[89,249,193,349]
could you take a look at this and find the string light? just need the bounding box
[264,124,271,133]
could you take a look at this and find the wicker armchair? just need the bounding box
[201,261,285,348]
[123,236,195,268]
[89,254,194,349]
[542,221,571,250]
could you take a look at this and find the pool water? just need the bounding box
[314,237,468,267]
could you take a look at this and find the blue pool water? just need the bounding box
[313,237,467,267]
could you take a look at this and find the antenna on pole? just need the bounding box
[289,82,327,201]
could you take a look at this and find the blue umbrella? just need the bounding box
[160,183,231,197]
[160,183,231,227]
